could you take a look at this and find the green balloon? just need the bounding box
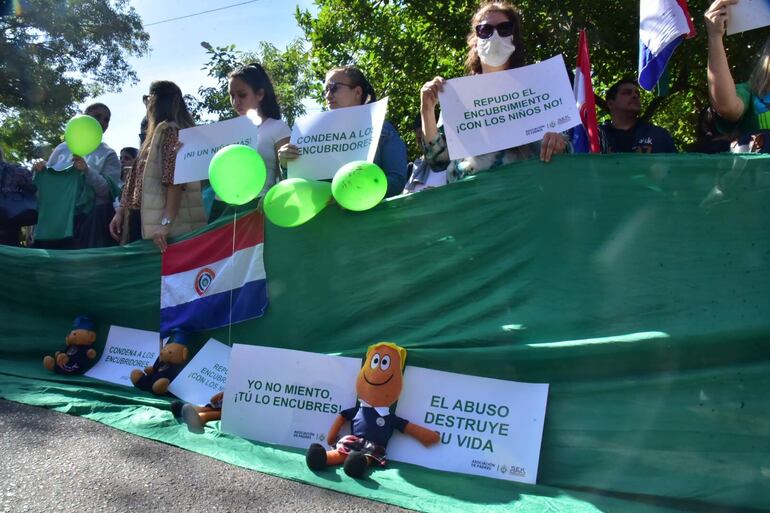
[331,161,387,211]
[263,178,332,227]
[64,115,103,156]
[208,144,267,205]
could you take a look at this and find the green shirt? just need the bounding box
[717,82,770,136]
[33,168,86,241]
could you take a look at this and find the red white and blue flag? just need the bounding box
[160,212,267,337]
[638,0,696,91]
[572,29,600,154]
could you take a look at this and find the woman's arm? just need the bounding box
[705,0,745,122]
[273,136,291,180]
[420,77,445,149]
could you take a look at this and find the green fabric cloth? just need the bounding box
[2,154,770,512]
[33,167,87,240]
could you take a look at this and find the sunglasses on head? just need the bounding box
[475,21,515,39]
[324,81,356,95]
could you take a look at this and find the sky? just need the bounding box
[88,0,317,152]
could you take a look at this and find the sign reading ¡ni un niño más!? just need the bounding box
[167,338,231,406]
[220,344,361,448]
[85,326,160,387]
[387,366,549,484]
[438,54,580,161]
[174,114,260,184]
[287,97,388,180]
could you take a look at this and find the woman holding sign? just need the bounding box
[110,81,206,251]
[229,63,291,193]
[419,1,568,181]
[279,66,408,197]
[706,0,770,151]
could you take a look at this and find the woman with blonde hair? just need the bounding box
[109,81,206,251]
[706,0,770,148]
[419,1,568,182]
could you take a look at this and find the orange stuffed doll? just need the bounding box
[306,342,439,478]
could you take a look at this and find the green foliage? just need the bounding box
[0,0,148,162]
[190,39,313,127]
[296,0,770,152]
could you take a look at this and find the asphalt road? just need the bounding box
[0,399,411,513]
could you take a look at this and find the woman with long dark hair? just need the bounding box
[228,63,291,193]
[109,81,205,251]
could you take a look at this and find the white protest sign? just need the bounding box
[727,0,770,35]
[287,98,388,180]
[85,326,160,387]
[167,338,231,406]
[174,114,260,184]
[439,55,580,161]
[221,344,361,448]
[387,367,549,484]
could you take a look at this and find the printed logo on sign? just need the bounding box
[509,466,526,477]
[194,268,216,296]
[471,459,495,471]
[557,115,572,125]
[548,121,556,129]
[525,126,545,136]
[292,430,316,441]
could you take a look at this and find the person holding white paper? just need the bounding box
[706,0,770,149]
[278,66,408,197]
[228,63,291,193]
[109,81,205,250]
[419,1,568,182]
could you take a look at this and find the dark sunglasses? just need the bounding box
[475,21,515,39]
[324,81,356,95]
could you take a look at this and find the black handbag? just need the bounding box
[0,165,38,226]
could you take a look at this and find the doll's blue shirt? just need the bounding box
[341,405,408,447]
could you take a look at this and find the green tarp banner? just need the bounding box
[1,154,768,512]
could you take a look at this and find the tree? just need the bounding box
[0,0,148,162]
[296,0,770,152]
[190,39,313,127]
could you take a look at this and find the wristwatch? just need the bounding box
[160,217,173,226]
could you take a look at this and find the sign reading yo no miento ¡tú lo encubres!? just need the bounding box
[220,344,361,448]
[439,54,580,161]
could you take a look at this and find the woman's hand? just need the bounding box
[540,132,567,163]
[704,0,737,39]
[72,156,88,172]
[152,225,171,253]
[109,207,124,242]
[420,77,446,114]
[277,143,300,169]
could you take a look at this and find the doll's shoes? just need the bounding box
[343,451,368,478]
[181,404,204,434]
[306,443,327,470]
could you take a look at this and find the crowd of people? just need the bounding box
[0,0,766,250]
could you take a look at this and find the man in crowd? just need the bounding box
[600,79,677,154]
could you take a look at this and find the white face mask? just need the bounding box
[476,32,516,68]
